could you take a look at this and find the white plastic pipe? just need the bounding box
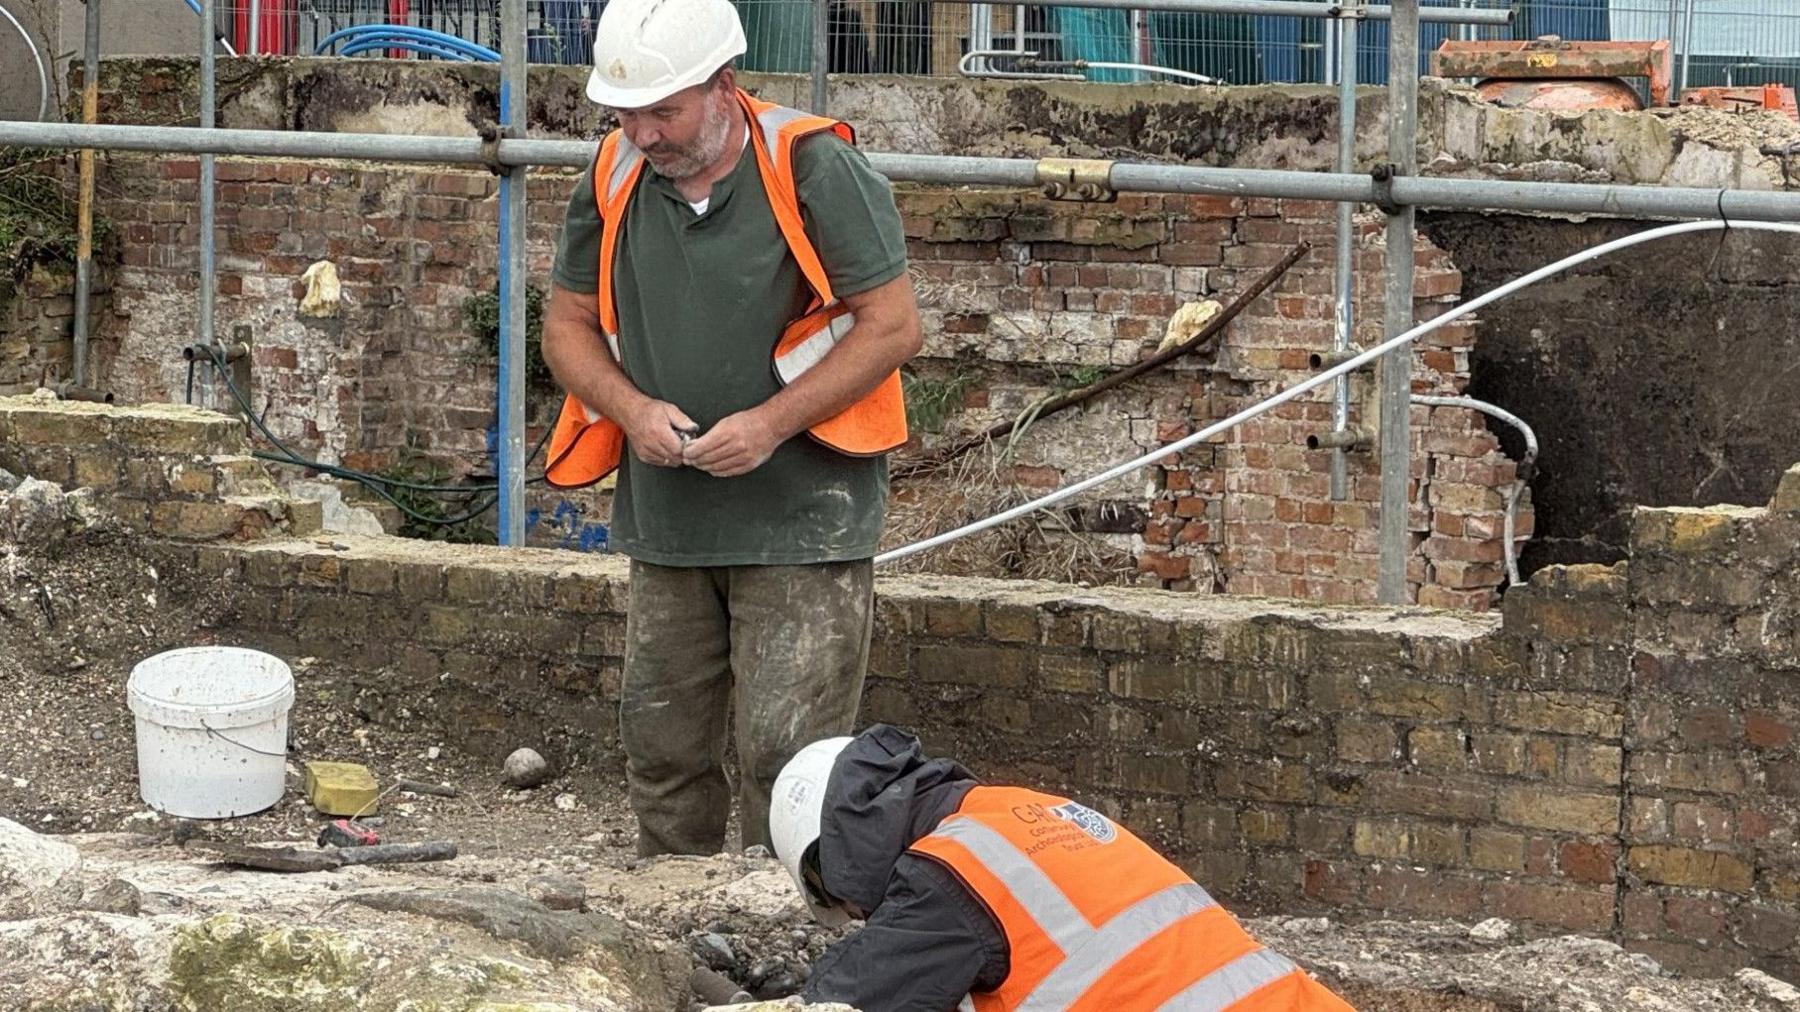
[876,220,1800,567]
[1412,393,1538,586]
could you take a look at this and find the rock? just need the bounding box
[1468,917,1515,943]
[1736,968,1800,1007]
[79,876,142,916]
[554,792,579,811]
[0,468,18,492]
[692,931,737,971]
[503,747,552,788]
[528,873,587,911]
[743,844,772,860]
[0,816,83,919]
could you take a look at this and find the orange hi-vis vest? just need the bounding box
[544,89,910,489]
[910,787,1356,1012]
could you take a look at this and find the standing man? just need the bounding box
[540,0,920,857]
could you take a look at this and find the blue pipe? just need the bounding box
[339,38,482,61]
[316,24,500,61]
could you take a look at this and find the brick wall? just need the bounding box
[0,395,321,541]
[900,189,1524,607]
[3,397,1798,977]
[84,152,1526,607]
[0,265,96,389]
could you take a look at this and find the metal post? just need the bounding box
[1678,0,1697,98]
[880,0,1511,24]
[1329,0,1360,502]
[248,0,260,56]
[496,0,527,547]
[1377,0,1417,604]
[73,0,101,389]
[199,0,217,356]
[24,121,1800,223]
[810,0,829,114]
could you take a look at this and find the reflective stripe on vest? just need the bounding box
[542,89,907,489]
[912,787,1354,1012]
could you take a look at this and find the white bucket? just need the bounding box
[126,646,295,819]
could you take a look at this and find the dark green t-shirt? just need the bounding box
[551,130,908,567]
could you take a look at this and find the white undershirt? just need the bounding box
[686,126,751,215]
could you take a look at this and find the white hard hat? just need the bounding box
[586,0,749,109]
[769,735,855,927]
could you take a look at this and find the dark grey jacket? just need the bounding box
[800,725,1011,1012]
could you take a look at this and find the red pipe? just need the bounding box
[389,0,412,58]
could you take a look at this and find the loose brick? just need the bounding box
[1366,677,1482,721]
[1497,786,1619,835]
[916,644,1032,687]
[1629,751,1747,794]
[1039,653,1104,694]
[1366,771,1493,822]
[1482,881,1615,934]
[1562,741,1623,788]
[1238,807,1292,845]
[1469,827,1526,872]
[1365,866,1483,919]
[1408,726,1468,771]
[1412,822,1467,867]
[1559,840,1620,884]
[1662,895,1727,942]
[1336,717,1398,763]
[1626,845,1754,892]
[1493,690,1623,738]
[924,598,983,637]
[983,602,1039,643]
[1213,760,1312,803]
[1107,658,1219,701]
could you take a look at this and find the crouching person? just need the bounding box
[769,724,1356,1012]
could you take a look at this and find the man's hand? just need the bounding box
[625,399,699,468]
[683,408,782,478]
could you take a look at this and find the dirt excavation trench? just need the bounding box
[3,476,1799,1012]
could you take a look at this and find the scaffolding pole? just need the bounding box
[886,0,1511,22]
[496,0,527,547]
[14,121,1800,223]
[810,0,829,114]
[73,0,102,389]
[199,0,217,356]
[1329,0,1361,502]
[1377,0,1418,604]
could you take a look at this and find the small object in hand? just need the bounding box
[317,819,380,849]
[673,423,700,446]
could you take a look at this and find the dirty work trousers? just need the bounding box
[620,558,874,856]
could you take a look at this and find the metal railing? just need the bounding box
[204,0,1800,89]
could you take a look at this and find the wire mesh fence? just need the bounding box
[207,0,1800,91]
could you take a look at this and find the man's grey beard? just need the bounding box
[647,94,735,182]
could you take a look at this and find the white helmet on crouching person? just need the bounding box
[585,0,748,109]
[769,736,855,928]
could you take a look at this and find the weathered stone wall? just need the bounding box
[0,395,321,540]
[91,56,1800,186]
[52,56,1800,601]
[0,265,94,389]
[6,396,1800,979]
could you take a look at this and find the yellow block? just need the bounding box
[304,761,380,816]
